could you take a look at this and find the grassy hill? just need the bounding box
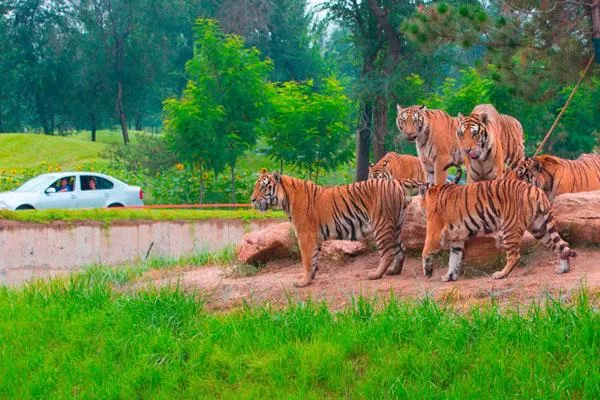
[0,133,109,170]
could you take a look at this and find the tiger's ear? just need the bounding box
[419,104,427,110]
[457,112,463,120]
[479,113,489,125]
[272,172,282,183]
[369,163,374,168]
[396,104,402,112]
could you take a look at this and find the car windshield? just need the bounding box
[13,175,57,193]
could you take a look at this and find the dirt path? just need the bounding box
[132,247,600,310]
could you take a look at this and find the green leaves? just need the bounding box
[260,77,353,180]
[163,18,272,175]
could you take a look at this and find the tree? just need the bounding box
[261,77,353,182]
[164,19,272,203]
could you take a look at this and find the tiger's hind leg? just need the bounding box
[368,221,401,280]
[386,224,406,276]
[294,233,320,287]
[529,213,576,274]
[442,241,464,282]
[492,228,524,279]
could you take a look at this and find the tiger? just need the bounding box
[368,152,426,181]
[250,172,413,287]
[396,105,463,185]
[515,154,600,200]
[456,104,525,182]
[419,179,576,281]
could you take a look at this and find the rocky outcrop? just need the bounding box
[553,190,600,246]
[236,222,297,265]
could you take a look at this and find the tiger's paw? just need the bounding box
[441,272,458,282]
[492,271,508,280]
[386,268,401,276]
[294,278,312,288]
[556,258,570,274]
[367,271,383,280]
[422,258,433,278]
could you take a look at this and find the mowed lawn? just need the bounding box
[0,134,109,170]
[0,268,598,398]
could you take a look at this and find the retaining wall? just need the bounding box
[0,219,282,285]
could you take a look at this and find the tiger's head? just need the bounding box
[250,172,283,212]
[368,161,393,180]
[515,157,553,192]
[396,105,428,141]
[456,112,490,161]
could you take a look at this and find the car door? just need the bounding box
[38,175,78,209]
[78,175,115,208]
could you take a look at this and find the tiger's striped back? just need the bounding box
[368,152,426,181]
[516,154,600,200]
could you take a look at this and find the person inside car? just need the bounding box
[88,177,97,190]
[57,178,73,192]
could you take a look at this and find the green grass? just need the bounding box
[71,129,150,145]
[0,266,598,398]
[0,133,109,170]
[0,208,286,224]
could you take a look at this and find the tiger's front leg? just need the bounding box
[294,233,320,287]
[422,227,443,278]
[442,241,465,282]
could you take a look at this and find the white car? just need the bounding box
[0,172,144,210]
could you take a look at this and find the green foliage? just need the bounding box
[164,19,273,175]
[261,78,354,181]
[0,280,599,398]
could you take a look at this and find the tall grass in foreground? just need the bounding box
[0,270,598,399]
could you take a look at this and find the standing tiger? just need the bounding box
[396,105,463,185]
[368,152,426,181]
[515,154,600,200]
[420,179,576,281]
[457,104,525,182]
[250,172,412,287]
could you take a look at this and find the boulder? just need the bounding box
[321,240,370,261]
[236,222,297,265]
[553,190,600,246]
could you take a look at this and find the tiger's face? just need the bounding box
[368,161,393,180]
[250,173,281,212]
[457,113,489,160]
[515,158,546,189]
[396,105,427,141]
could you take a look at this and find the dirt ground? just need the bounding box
[131,246,600,311]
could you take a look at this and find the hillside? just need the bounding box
[0,133,109,170]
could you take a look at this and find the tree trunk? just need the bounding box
[373,95,387,162]
[355,102,372,182]
[135,112,142,131]
[91,113,97,142]
[592,0,600,63]
[280,158,284,174]
[198,164,205,204]
[116,80,130,144]
[230,163,236,204]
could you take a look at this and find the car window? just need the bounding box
[15,175,57,192]
[81,175,114,191]
[48,176,75,193]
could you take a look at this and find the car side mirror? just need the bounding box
[45,187,56,194]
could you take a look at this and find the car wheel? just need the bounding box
[16,205,35,210]
[107,203,124,208]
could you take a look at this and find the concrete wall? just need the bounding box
[0,219,281,286]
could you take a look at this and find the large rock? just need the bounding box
[236,222,297,265]
[321,240,371,262]
[553,190,600,246]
